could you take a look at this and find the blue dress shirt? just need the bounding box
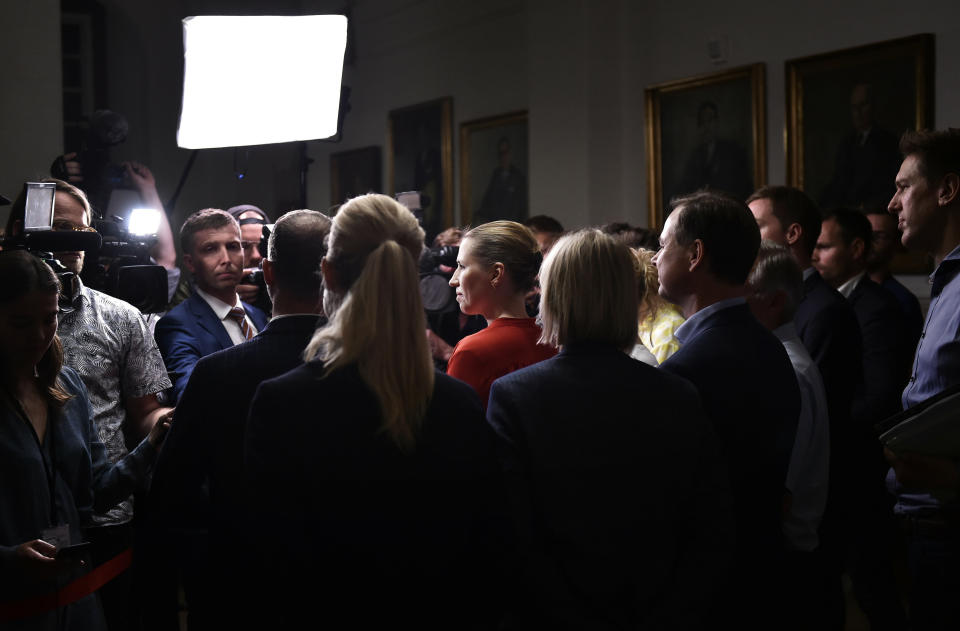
[892,244,960,516]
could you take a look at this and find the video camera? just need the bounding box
[84,209,169,313]
[419,244,460,315]
[2,182,169,313]
[240,222,273,291]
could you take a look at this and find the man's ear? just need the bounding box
[770,288,787,313]
[784,222,802,247]
[262,259,274,287]
[851,237,866,262]
[939,173,960,206]
[182,253,196,275]
[688,239,705,272]
[321,257,338,293]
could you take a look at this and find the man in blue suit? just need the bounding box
[141,209,331,629]
[155,208,269,403]
[655,191,800,629]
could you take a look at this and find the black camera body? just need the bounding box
[419,244,460,314]
[240,223,273,316]
[82,217,169,314]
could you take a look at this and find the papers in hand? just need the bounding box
[875,383,960,458]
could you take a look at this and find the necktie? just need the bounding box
[228,306,254,341]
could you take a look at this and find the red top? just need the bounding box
[446,317,557,409]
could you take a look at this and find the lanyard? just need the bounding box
[2,388,59,525]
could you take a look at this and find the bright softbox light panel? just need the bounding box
[177,15,347,149]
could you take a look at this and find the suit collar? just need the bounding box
[559,341,626,358]
[195,285,241,319]
[260,314,324,337]
[675,297,747,345]
[186,291,235,349]
[836,271,866,299]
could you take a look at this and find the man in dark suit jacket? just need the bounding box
[656,192,800,629]
[747,186,863,628]
[866,209,925,350]
[141,210,331,629]
[813,209,911,630]
[155,209,269,403]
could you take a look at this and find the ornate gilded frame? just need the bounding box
[459,110,528,226]
[644,63,766,229]
[785,34,934,193]
[329,145,381,205]
[387,97,454,236]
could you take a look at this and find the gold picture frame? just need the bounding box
[644,63,766,230]
[785,34,934,208]
[330,146,381,205]
[785,34,934,274]
[459,110,528,226]
[387,97,454,241]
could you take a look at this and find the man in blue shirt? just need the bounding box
[886,128,960,630]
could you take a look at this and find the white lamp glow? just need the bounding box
[177,15,347,149]
[128,208,162,237]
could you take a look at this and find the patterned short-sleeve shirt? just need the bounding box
[58,278,172,525]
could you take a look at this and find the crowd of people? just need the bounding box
[0,127,959,631]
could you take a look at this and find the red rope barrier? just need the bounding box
[0,548,132,622]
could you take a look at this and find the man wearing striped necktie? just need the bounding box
[155,208,269,403]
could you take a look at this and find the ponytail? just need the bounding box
[305,195,434,450]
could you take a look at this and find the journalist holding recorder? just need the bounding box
[0,250,171,630]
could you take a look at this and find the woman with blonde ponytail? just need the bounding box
[245,194,508,629]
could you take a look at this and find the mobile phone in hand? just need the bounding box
[56,541,92,560]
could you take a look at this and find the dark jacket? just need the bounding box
[487,342,734,629]
[154,290,269,403]
[848,276,912,429]
[794,271,863,490]
[141,315,322,628]
[661,303,800,575]
[244,363,509,629]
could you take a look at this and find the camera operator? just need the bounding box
[422,227,485,369]
[53,151,180,305]
[227,204,272,317]
[4,179,174,631]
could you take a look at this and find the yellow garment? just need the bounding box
[638,302,685,364]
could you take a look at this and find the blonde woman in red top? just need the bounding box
[447,220,557,408]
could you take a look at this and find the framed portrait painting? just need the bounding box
[644,63,766,229]
[329,145,382,205]
[387,97,454,242]
[459,110,528,226]
[786,34,934,273]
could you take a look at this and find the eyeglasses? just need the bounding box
[52,220,97,233]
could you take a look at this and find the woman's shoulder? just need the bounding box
[57,365,86,395]
[457,317,540,350]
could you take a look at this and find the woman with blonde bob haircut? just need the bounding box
[486,230,733,627]
[447,220,556,407]
[539,229,640,351]
[245,194,508,628]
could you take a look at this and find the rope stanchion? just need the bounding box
[0,547,133,623]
